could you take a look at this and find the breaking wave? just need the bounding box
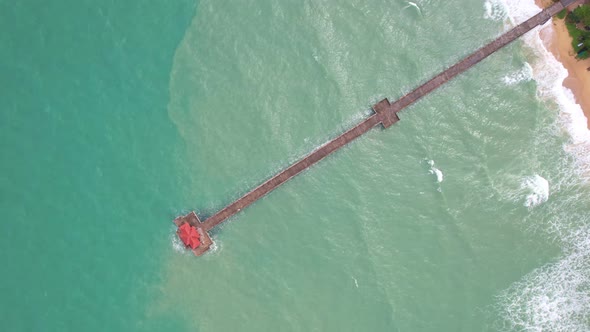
[498,227,590,332]
[502,62,533,86]
[522,174,549,208]
[492,0,590,331]
[427,159,444,183]
[171,228,188,254]
[484,0,508,21]
[503,0,590,148]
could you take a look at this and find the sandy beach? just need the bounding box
[536,0,590,129]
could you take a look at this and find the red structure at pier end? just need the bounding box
[173,0,574,256]
[173,212,212,256]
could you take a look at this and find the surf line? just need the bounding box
[173,0,574,256]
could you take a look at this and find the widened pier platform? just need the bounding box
[173,0,574,255]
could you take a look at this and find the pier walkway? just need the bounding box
[174,0,574,255]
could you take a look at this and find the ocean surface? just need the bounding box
[1,0,589,331]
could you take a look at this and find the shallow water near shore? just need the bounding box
[2,0,589,331]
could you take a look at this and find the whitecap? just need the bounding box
[427,159,444,183]
[502,62,533,86]
[484,0,508,21]
[401,2,422,17]
[171,230,188,254]
[498,227,590,332]
[432,168,444,183]
[521,174,549,208]
[494,2,590,330]
[501,0,590,147]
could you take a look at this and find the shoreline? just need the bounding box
[535,0,590,129]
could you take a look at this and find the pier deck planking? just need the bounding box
[174,0,571,255]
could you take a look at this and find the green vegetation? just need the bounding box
[572,4,590,26]
[559,4,590,59]
[556,9,567,19]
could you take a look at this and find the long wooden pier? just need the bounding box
[174,0,574,255]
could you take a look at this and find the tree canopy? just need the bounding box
[572,4,590,27]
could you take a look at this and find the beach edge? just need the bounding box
[536,0,590,129]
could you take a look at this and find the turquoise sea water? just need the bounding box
[2,0,589,331]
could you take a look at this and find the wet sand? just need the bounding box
[536,0,590,128]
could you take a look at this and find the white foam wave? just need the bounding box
[497,0,540,25]
[498,227,590,332]
[503,0,590,145]
[427,159,444,183]
[209,239,219,254]
[171,227,220,256]
[402,2,423,17]
[522,174,549,208]
[484,0,508,21]
[494,1,590,330]
[502,62,533,86]
[433,168,443,183]
[171,229,188,254]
